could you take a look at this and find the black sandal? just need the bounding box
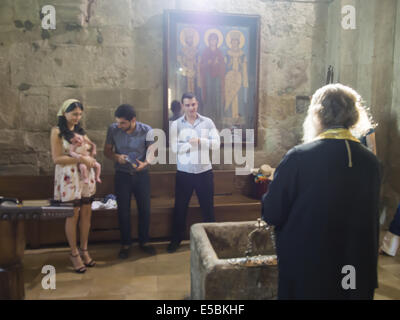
[70,253,87,273]
[80,248,96,267]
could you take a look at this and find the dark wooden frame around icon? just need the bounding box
[163,10,261,146]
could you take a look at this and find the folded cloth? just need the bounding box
[92,199,117,210]
[104,199,117,209]
[91,201,104,210]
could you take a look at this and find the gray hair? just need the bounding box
[302,84,375,143]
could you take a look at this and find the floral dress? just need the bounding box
[54,138,96,202]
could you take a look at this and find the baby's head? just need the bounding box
[69,133,84,146]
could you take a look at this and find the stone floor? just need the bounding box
[23,240,400,300]
[24,241,191,300]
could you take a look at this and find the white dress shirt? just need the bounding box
[170,113,220,174]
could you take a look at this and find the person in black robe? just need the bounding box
[262,83,381,299]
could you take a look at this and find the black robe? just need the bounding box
[262,139,381,300]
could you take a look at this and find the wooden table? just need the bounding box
[0,206,73,300]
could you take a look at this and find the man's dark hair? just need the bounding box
[181,92,196,103]
[171,100,181,113]
[115,104,136,121]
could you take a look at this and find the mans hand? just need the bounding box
[135,160,148,171]
[189,138,200,146]
[115,154,128,164]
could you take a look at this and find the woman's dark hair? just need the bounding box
[57,101,85,142]
[171,100,181,113]
[115,104,136,121]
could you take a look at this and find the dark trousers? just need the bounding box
[171,170,215,243]
[389,203,400,236]
[115,170,151,246]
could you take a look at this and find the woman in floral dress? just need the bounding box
[50,99,97,273]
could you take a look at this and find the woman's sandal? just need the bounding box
[80,248,96,267]
[70,253,87,273]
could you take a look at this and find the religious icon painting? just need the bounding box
[163,10,261,145]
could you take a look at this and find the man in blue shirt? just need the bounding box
[167,92,220,253]
[104,104,156,258]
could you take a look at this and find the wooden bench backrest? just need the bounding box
[0,170,235,200]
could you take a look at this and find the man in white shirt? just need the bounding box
[167,92,220,253]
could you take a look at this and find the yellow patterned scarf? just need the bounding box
[316,128,360,143]
[316,128,359,168]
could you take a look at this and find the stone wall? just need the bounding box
[386,1,400,219]
[326,0,399,224]
[0,0,329,175]
[327,0,396,161]
[2,0,398,222]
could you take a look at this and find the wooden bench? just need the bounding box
[0,170,261,248]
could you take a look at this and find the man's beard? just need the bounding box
[123,123,131,132]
